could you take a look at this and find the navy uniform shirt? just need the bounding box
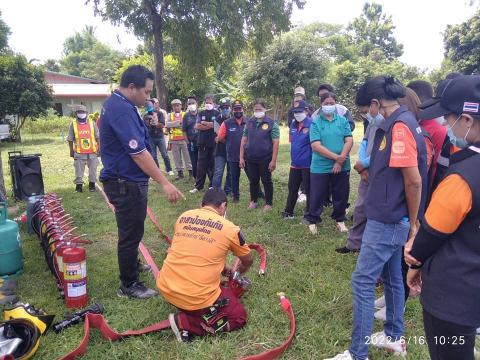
[99,91,152,182]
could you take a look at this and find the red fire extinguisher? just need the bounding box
[62,246,88,309]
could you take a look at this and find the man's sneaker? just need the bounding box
[336,222,348,233]
[335,246,359,254]
[374,306,387,321]
[375,295,386,309]
[324,350,369,360]
[309,224,318,235]
[75,184,83,193]
[248,202,258,210]
[281,212,294,220]
[370,331,407,357]
[262,205,273,213]
[168,171,175,176]
[117,282,158,299]
[297,193,307,203]
[189,188,199,194]
[89,182,96,192]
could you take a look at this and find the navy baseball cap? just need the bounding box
[292,100,308,113]
[419,75,480,120]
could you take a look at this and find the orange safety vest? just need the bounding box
[73,119,97,154]
[168,112,185,141]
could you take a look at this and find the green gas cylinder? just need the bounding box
[0,202,23,277]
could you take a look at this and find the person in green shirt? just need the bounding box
[239,99,280,212]
[303,92,353,234]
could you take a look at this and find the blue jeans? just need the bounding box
[149,136,172,172]
[349,218,410,360]
[212,155,232,194]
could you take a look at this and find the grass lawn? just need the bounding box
[0,125,431,360]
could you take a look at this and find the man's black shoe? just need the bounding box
[75,184,83,193]
[175,170,184,181]
[117,281,158,299]
[335,246,359,254]
[89,182,96,192]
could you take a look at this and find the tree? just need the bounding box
[0,55,53,141]
[329,50,423,114]
[0,11,10,53]
[444,10,480,75]
[42,59,60,72]
[89,0,305,108]
[348,2,403,60]
[239,27,331,121]
[60,26,125,81]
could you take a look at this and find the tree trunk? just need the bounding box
[146,1,167,109]
[0,150,6,201]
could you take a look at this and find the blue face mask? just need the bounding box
[447,116,470,149]
[221,108,231,117]
[322,105,336,115]
[366,112,385,127]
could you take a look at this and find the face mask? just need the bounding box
[294,113,306,122]
[366,112,385,127]
[435,116,445,126]
[77,113,87,120]
[221,108,231,117]
[254,111,265,119]
[187,104,197,112]
[447,116,470,149]
[233,111,243,119]
[205,103,214,111]
[322,105,336,115]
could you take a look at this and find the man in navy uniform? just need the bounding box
[100,65,184,299]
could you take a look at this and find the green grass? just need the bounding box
[0,126,431,360]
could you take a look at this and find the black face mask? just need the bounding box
[233,111,243,119]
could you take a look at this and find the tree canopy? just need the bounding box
[88,0,305,107]
[60,26,125,81]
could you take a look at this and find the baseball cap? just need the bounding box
[292,100,308,113]
[419,75,480,120]
[171,99,182,105]
[294,86,305,96]
[232,100,243,109]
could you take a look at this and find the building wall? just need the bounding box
[53,96,107,116]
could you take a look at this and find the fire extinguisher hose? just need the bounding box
[58,293,295,360]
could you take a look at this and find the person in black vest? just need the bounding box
[405,75,480,360]
[327,76,428,360]
[217,100,246,203]
[212,98,232,195]
[189,94,219,194]
[239,99,280,212]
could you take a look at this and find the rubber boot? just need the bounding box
[75,184,83,193]
[89,182,96,192]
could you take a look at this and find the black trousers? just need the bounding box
[195,146,214,190]
[284,168,310,215]
[245,161,273,205]
[305,171,349,224]
[423,309,476,360]
[103,179,148,287]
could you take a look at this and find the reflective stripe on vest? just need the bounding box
[73,120,97,154]
[169,112,185,141]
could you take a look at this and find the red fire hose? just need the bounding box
[58,292,294,360]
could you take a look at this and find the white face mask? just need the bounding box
[205,103,214,111]
[322,105,336,115]
[187,104,197,112]
[294,113,306,122]
[77,113,87,120]
[254,111,265,119]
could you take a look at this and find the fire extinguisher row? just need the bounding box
[30,193,92,309]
